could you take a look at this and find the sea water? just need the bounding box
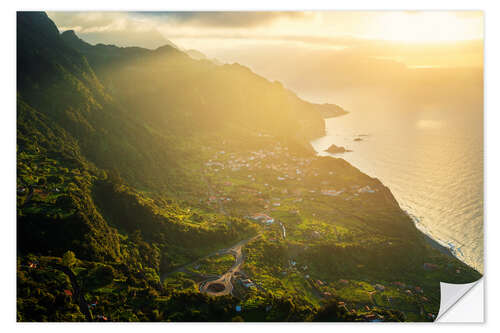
[311,109,483,273]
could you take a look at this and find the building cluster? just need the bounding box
[203,144,317,184]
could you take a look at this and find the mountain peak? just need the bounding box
[61,29,78,38]
[60,29,93,51]
[154,44,183,56]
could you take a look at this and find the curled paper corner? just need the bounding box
[436,278,483,322]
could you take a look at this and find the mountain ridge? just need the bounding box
[16,11,481,322]
[59,27,330,143]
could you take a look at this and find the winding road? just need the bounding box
[199,235,260,296]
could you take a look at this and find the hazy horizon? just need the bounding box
[48,11,483,114]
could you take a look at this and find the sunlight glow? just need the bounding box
[370,12,483,43]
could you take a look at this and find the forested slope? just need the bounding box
[16,12,481,322]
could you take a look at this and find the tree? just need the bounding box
[108,168,124,185]
[56,195,73,208]
[95,265,115,285]
[62,250,76,268]
[47,175,63,184]
[313,299,352,322]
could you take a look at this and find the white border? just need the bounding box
[437,279,484,322]
[2,1,498,332]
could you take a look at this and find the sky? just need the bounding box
[47,11,483,64]
[47,11,483,111]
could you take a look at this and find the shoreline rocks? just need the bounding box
[325,144,352,154]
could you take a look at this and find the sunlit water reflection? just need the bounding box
[311,109,483,273]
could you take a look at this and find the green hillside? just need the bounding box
[16,12,481,322]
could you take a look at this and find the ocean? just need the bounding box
[310,109,483,273]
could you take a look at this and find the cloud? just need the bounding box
[48,11,483,52]
[47,11,171,49]
[136,11,310,28]
[167,32,482,69]
[197,38,482,114]
[45,11,483,114]
[47,11,311,48]
[48,12,130,32]
[403,10,482,19]
[452,11,483,19]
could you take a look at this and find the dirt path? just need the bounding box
[279,222,286,239]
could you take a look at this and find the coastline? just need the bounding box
[311,114,481,274]
[421,230,454,258]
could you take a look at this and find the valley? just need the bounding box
[16,11,481,322]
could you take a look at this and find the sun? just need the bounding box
[371,11,483,43]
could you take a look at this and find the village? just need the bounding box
[163,139,442,321]
[16,132,455,322]
[199,140,381,221]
